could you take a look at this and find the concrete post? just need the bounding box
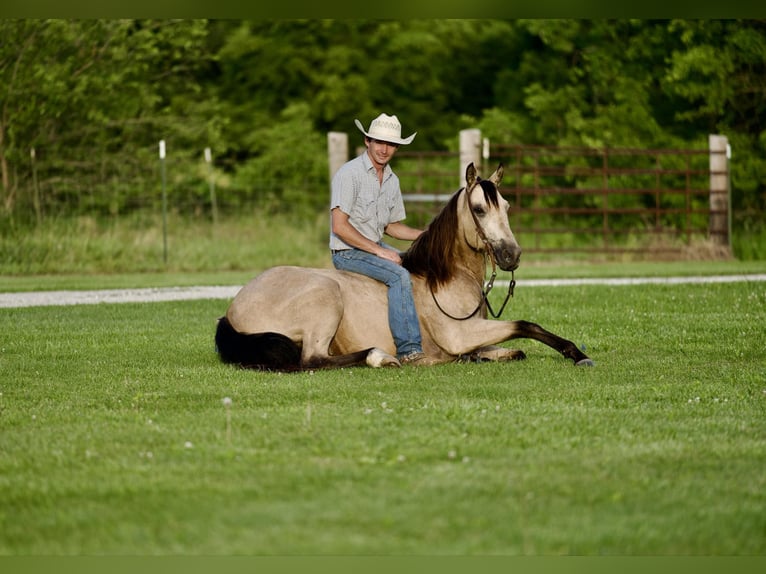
[327,131,348,184]
[459,129,482,187]
[708,134,730,246]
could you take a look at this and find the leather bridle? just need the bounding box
[430,184,516,321]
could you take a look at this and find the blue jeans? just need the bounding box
[332,246,423,358]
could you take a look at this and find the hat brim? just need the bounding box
[354,119,416,146]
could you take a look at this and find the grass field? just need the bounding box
[0,251,764,294]
[1,269,765,555]
[2,210,765,280]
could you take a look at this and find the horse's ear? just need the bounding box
[465,162,477,188]
[488,163,504,186]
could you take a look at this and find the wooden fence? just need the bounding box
[328,131,731,258]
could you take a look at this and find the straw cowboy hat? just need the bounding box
[354,113,416,145]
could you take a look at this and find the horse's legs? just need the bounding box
[298,289,399,369]
[303,347,400,370]
[507,320,593,366]
[439,319,593,366]
[461,345,526,363]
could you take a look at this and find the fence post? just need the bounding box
[327,132,348,185]
[30,147,42,225]
[459,129,482,186]
[708,134,729,247]
[159,140,168,265]
[204,147,218,225]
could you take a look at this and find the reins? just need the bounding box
[429,185,516,321]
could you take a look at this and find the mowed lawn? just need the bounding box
[0,278,764,555]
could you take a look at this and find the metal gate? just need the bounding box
[393,140,729,258]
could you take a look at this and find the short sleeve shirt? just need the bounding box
[329,151,407,251]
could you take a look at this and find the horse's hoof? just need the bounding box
[367,348,401,368]
[575,358,595,367]
[509,350,526,361]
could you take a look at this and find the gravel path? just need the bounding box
[0,286,241,308]
[1,274,764,309]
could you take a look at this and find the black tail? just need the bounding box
[215,316,302,371]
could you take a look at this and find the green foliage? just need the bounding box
[1,280,765,553]
[1,19,765,240]
[661,20,766,208]
[0,20,221,221]
[229,103,329,217]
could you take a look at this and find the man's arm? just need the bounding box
[331,208,402,263]
[385,221,423,242]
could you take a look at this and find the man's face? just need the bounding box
[366,138,400,169]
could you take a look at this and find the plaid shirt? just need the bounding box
[329,151,406,251]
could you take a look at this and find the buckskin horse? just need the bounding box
[215,163,594,370]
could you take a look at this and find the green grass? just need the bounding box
[1,212,765,287]
[0,212,333,277]
[0,255,763,295]
[1,280,764,555]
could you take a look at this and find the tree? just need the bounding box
[0,19,218,220]
[662,19,766,211]
[229,102,328,217]
[2,19,764,228]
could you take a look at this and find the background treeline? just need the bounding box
[1,19,764,227]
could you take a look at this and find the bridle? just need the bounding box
[430,183,516,321]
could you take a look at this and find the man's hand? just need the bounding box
[376,247,402,265]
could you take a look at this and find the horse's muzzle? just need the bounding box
[495,242,522,271]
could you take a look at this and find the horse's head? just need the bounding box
[462,163,522,271]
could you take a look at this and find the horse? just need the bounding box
[215,163,594,371]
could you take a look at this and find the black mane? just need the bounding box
[401,179,500,290]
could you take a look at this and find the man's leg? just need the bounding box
[332,249,422,358]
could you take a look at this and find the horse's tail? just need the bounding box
[215,316,302,371]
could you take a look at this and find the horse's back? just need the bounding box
[227,266,337,333]
[226,266,391,350]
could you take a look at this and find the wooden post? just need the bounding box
[327,132,348,184]
[204,147,218,225]
[708,135,729,247]
[159,140,168,265]
[459,129,481,187]
[30,147,41,225]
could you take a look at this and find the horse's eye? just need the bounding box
[473,207,485,216]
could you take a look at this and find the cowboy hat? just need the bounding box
[354,113,416,145]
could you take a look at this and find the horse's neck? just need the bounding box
[453,189,488,286]
[455,239,487,286]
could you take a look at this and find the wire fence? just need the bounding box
[4,137,730,258]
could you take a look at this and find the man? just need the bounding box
[329,113,436,366]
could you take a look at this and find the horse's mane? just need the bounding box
[402,179,500,290]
